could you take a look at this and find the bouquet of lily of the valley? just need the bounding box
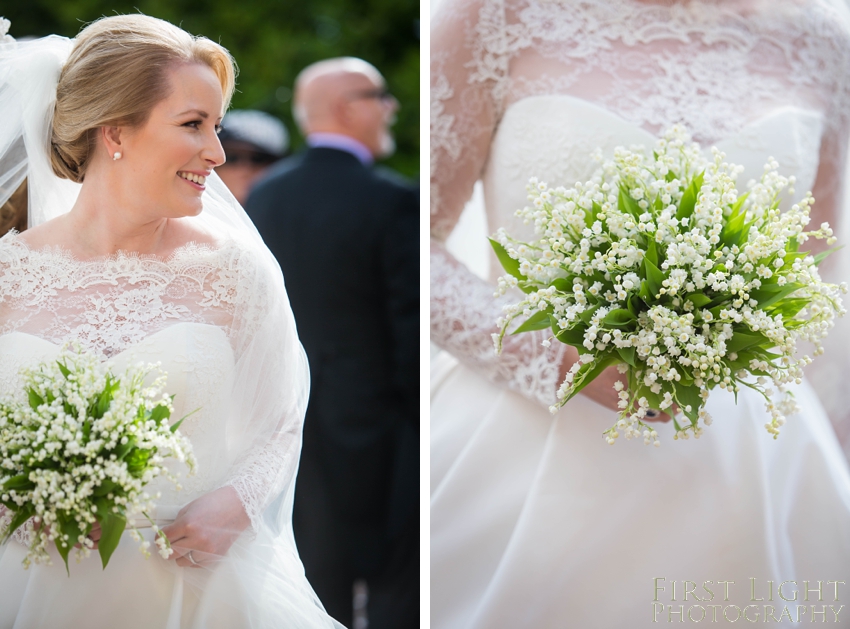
[492,126,846,446]
[0,344,197,572]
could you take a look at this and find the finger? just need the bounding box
[175,556,204,568]
[167,543,191,561]
[158,523,181,542]
[642,411,672,423]
[172,545,213,568]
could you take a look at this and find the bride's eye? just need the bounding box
[183,120,202,129]
[215,124,222,135]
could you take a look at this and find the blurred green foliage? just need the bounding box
[2,0,420,176]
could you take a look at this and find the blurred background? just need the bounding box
[1,0,420,178]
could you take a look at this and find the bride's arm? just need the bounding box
[161,247,307,566]
[431,0,628,412]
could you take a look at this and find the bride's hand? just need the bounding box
[559,347,673,423]
[159,486,251,568]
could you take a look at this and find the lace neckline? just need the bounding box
[0,229,231,267]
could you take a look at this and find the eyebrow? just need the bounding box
[176,109,209,118]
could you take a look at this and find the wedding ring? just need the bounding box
[187,550,199,565]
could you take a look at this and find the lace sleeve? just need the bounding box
[431,0,500,241]
[431,0,568,407]
[217,245,307,533]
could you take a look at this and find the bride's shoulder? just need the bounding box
[9,215,70,249]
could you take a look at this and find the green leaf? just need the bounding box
[585,201,602,228]
[638,280,652,304]
[726,331,769,354]
[616,345,637,367]
[149,403,172,424]
[685,292,712,309]
[645,238,658,267]
[727,350,773,377]
[564,353,621,402]
[730,191,749,214]
[488,238,525,282]
[767,298,808,319]
[169,406,200,434]
[56,361,71,379]
[750,283,803,309]
[92,479,119,498]
[126,449,152,476]
[555,326,587,347]
[113,437,136,461]
[644,258,665,299]
[3,474,34,491]
[673,382,702,424]
[635,385,663,411]
[578,304,600,325]
[674,364,694,386]
[618,186,641,218]
[627,294,642,317]
[785,236,800,254]
[95,502,126,570]
[27,389,44,411]
[55,513,83,575]
[721,210,747,248]
[602,308,636,329]
[511,310,553,335]
[552,278,572,293]
[93,377,119,419]
[676,182,697,221]
[814,245,843,267]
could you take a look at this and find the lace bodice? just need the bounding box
[0,232,295,533]
[430,0,850,407]
[0,234,240,358]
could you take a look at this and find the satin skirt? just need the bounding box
[0,521,334,629]
[431,353,850,628]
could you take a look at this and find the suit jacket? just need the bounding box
[246,147,418,574]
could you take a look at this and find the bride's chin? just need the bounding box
[171,200,204,218]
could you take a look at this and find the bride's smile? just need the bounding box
[109,62,225,219]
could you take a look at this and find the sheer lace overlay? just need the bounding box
[0,233,238,357]
[0,231,292,532]
[430,0,850,409]
[431,241,566,406]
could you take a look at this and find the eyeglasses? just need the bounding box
[345,87,395,103]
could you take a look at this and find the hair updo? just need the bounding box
[50,15,236,183]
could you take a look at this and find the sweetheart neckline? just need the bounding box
[0,322,229,365]
[499,94,823,147]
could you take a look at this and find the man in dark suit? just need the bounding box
[245,58,418,629]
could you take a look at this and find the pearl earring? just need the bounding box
[112,152,122,161]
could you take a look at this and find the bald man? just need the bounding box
[246,59,418,629]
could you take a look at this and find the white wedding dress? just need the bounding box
[431,1,850,626]
[0,234,338,628]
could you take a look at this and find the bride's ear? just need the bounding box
[100,125,124,160]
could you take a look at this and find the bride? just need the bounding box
[431,0,850,626]
[0,15,341,629]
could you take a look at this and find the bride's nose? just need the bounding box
[203,132,227,168]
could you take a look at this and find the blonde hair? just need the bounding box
[51,14,236,183]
